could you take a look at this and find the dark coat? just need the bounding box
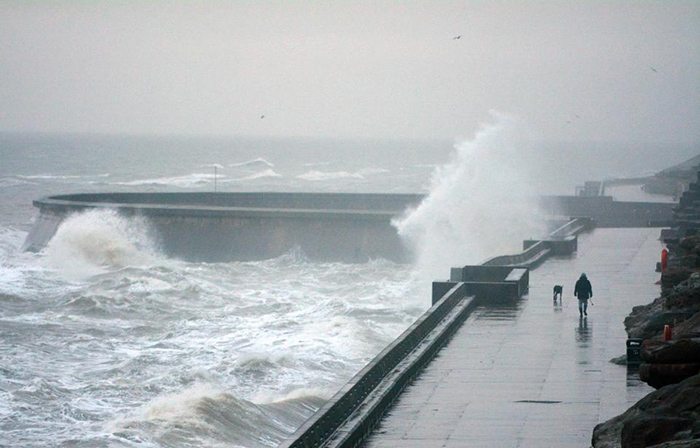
[574,276,592,300]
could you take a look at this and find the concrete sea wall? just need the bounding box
[23,193,672,263]
[23,192,422,262]
[540,195,673,227]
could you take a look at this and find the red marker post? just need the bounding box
[661,248,669,272]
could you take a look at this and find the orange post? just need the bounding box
[661,248,669,272]
[663,324,672,341]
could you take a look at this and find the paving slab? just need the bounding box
[364,228,662,448]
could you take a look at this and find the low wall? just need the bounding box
[440,265,529,304]
[280,283,476,448]
[523,237,577,256]
[482,240,551,268]
[482,217,592,268]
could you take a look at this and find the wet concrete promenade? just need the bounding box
[364,228,662,448]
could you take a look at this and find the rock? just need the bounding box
[642,339,700,364]
[625,274,700,340]
[663,269,696,291]
[592,374,700,448]
[611,354,628,366]
[665,274,700,311]
[644,441,700,447]
[674,312,700,339]
[621,416,694,448]
[638,339,700,388]
[626,297,665,339]
[639,363,700,389]
[679,236,700,252]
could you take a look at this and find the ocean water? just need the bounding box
[0,129,693,447]
[0,133,448,448]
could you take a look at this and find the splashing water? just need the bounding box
[43,209,159,280]
[393,112,546,279]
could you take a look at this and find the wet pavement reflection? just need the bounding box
[576,316,591,345]
[364,229,662,447]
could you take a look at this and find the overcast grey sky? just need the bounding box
[1,1,698,143]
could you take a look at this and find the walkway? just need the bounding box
[364,228,662,447]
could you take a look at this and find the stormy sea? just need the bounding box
[0,128,694,447]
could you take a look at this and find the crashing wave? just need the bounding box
[43,209,159,280]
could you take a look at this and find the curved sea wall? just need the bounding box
[23,192,423,263]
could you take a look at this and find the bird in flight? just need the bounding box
[650,66,658,73]
[453,35,461,40]
[260,115,265,119]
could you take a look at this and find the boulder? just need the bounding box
[638,339,700,388]
[626,297,665,339]
[663,269,696,291]
[639,363,700,389]
[674,312,700,339]
[642,339,700,364]
[679,235,700,252]
[592,374,700,448]
[621,416,694,448]
[643,441,700,447]
[665,274,700,311]
[625,274,700,340]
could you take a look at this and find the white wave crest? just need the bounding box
[142,383,227,424]
[296,167,388,182]
[229,158,274,168]
[0,177,33,188]
[297,170,364,181]
[43,209,158,280]
[252,387,330,404]
[199,163,225,170]
[115,173,217,188]
[236,169,282,181]
[18,173,110,180]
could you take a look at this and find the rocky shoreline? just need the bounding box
[593,167,700,448]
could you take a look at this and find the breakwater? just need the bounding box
[23,193,671,263]
[22,192,422,263]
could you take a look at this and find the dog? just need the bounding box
[553,285,563,302]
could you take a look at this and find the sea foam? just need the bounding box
[297,170,364,181]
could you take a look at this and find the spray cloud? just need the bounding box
[394,112,545,280]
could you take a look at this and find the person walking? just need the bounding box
[574,273,593,317]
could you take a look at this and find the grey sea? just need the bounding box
[0,132,694,447]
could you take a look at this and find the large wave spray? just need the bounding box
[394,113,545,279]
[43,209,159,279]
